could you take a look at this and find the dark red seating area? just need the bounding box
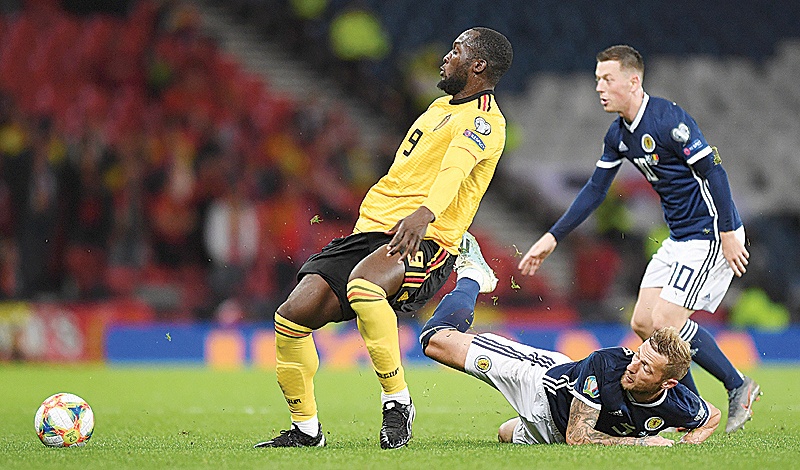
[0,0,571,323]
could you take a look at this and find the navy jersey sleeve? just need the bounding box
[567,351,610,410]
[659,103,712,166]
[662,103,739,231]
[598,124,625,168]
[670,384,712,430]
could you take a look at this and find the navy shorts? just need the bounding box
[297,232,455,322]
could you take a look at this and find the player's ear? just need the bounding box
[630,72,641,90]
[473,58,487,74]
[661,378,679,390]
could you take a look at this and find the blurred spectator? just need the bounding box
[107,135,149,268]
[63,132,115,299]
[328,4,390,61]
[289,0,328,20]
[203,177,259,319]
[730,286,790,331]
[571,232,622,322]
[17,130,64,298]
[403,43,448,113]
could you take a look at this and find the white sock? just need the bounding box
[457,267,483,285]
[381,387,411,406]
[292,416,319,437]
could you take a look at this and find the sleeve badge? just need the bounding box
[670,122,690,143]
[474,116,492,135]
[583,375,600,398]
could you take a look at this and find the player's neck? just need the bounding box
[628,388,664,404]
[452,82,493,101]
[620,89,645,124]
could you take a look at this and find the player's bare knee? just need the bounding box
[498,417,518,443]
[630,315,652,339]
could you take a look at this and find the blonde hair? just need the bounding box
[649,327,692,380]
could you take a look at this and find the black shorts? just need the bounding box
[297,232,456,322]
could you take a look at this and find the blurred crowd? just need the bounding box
[1,0,796,327]
[0,0,398,321]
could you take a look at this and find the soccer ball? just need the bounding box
[34,393,94,447]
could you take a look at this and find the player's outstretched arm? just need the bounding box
[679,400,721,444]
[565,398,673,446]
[517,233,557,276]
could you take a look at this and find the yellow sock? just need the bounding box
[347,278,407,394]
[274,312,319,422]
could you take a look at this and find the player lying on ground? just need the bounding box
[419,233,720,445]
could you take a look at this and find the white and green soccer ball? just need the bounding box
[34,393,94,447]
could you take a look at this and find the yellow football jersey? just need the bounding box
[354,91,506,254]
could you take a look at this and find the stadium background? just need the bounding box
[1,0,799,367]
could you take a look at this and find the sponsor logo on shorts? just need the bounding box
[475,355,492,372]
[463,129,486,150]
[287,398,302,405]
[583,375,599,398]
[645,416,664,431]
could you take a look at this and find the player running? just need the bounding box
[420,233,720,445]
[255,28,513,449]
[517,45,760,432]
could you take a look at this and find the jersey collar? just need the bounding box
[625,387,668,407]
[623,92,649,133]
[449,89,494,105]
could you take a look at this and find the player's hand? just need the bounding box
[517,233,557,276]
[720,230,749,277]
[642,435,674,447]
[385,206,435,262]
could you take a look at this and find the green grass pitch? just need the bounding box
[2,363,799,469]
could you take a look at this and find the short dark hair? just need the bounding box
[467,27,513,86]
[597,44,644,79]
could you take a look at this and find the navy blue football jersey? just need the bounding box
[543,347,710,438]
[598,94,742,241]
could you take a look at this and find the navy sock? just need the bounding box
[679,367,700,396]
[680,319,744,391]
[419,278,480,351]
